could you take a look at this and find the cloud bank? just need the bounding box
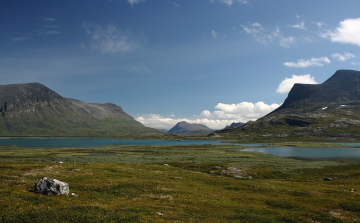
[322,18,360,47]
[136,101,280,130]
[276,74,317,94]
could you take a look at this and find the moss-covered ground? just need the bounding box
[1,144,360,222]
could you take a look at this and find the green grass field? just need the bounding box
[1,144,360,222]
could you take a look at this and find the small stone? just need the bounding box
[71,192,78,197]
[323,177,332,181]
[213,166,222,169]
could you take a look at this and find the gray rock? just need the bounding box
[34,177,69,195]
[323,177,333,181]
[212,166,222,169]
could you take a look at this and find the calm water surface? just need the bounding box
[243,147,360,161]
[0,138,262,148]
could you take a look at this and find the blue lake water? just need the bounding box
[0,138,262,148]
[242,147,360,161]
[1,138,359,160]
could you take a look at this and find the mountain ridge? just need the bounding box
[213,69,360,141]
[0,83,161,136]
[271,69,360,115]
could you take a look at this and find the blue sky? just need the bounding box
[1,0,360,129]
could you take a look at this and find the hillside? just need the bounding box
[167,121,213,134]
[213,70,360,141]
[0,83,161,137]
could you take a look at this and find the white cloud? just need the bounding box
[211,29,218,38]
[331,52,355,62]
[202,110,212,117]
[136,114,232,130]
[283,57,330,68]
[276,74,317,94]
[322,18,360,47]
[210,0,248,5]
[82,23,144,53]
[316,22,324,29]
[241,23,295,47]
[273,26,295,47]
[127,0,145,6]
[242,23,264,35]
[290,22,306,30]
[213,102,280,120]
[219,0,233,5]
[136,101,280,130]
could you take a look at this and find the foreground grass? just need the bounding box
[1,144,360,222]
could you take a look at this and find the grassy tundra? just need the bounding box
[1,144,360,222]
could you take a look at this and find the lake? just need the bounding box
[242,146,360,161]
[0,138,262,148]
[2,138,359,160]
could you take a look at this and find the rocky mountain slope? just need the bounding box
[167,121,213,134]
[0,83,161,136]
[213,70,360,141]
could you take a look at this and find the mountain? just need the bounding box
[167,121,213,134]
[213,70,360,141]
[0,83,161,137]
[272,69,360,114]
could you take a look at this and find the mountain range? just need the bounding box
[2,69,360,140]
[213,70,360,141]
[0,83,161,137]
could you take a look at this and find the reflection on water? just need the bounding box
[242,147,360,160]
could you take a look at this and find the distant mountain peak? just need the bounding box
[167,121,212,134]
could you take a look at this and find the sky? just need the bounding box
[1,0,360,130]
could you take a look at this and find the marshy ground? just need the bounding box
[1,144,360,222]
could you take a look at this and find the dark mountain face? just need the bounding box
[272,70,360,114]
[0,83,161,136]
[214,70,360,141]
[167,121,212,134]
